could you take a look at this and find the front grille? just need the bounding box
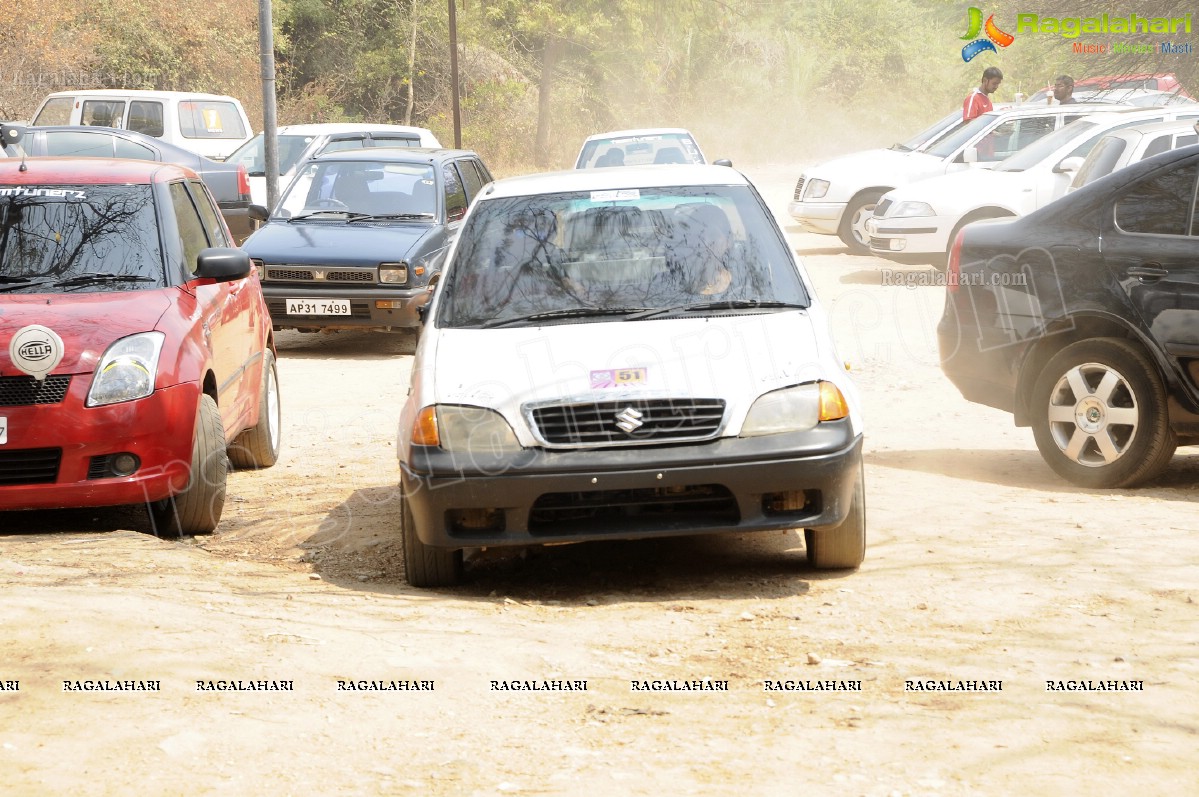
[0,448,61,485]
[528,484,739,534]
[266,299,373,319]
[874,199,892,217]
[265,266,376,283]
[529,398,725,447]
[0,375,72,407]
[793,177,806,201]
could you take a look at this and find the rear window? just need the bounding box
[577,133,704,168]
[0,184,164,293]
[178,101,247,140]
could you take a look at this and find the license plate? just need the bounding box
[286,298,351,316]
[0,416,7,445]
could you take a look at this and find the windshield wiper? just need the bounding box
[0,277,51,293]
[346,212,435,223]
[287,210,371,222]
[629,300,807,320]
[482,307,654,328]
[52,273,157,288]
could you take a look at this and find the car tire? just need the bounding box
[228,351,282,469]
[805,462,866,569]
[401,492,463,588]
[150,394,228,536]
[837,191,883,255]
[1030,338,1176,488]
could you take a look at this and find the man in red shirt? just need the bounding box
[963,66,1003,121]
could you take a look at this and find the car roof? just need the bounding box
[1099,118,1199,140]
[307,147,478,163]
[275,123,436,136]
[1073,106,1199,124]
[582,128,695,142]
[980,102,1119,120]
[0,157,194,184]
[480,164,748,200]
[40,89,238,101]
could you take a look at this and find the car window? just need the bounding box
[456,159,487,202]
[924,113,997,160]
[188,179,229,247]
[973,116,1056,162]
[170,181,211,274]
[320,137,369,154]
[114,138,157,161]
[43,131,114,157]
[443,163,467,221]
[438,185,808,328]
[1113,161,1199,236]
[0,184,164,292]
[32,97,73,126]
[996,120,1098,172]
[178,101,247,140]
[369,135,423,148]
[1143,134,1171,159]
[1072,136,1127,188]
[82,100,125,128]
[275,160,437,218]
[128,101,165,137]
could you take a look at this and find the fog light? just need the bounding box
[888,238,906,251]
[762,490,817,516]
[375,300,404,310]
[111,453,140,476]
[448,508,505,534]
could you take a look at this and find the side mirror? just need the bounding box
[1054,156,1084,173]
[194,247,252,283]
[1,123,25,147]
[712,158,734,167]
[962,146,979,164]
[248,204,270,222]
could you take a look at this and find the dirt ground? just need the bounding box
[2,168,1198,796]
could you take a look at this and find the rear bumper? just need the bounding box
[400,424,864,549]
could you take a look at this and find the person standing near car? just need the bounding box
[1053,75,1077,104]
[963,66,1003,121]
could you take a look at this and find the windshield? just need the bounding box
[0,184,164,294]
[437,185,808,328]
[995,120,1099,172]
[896,111,960,152]
[225,134,323,177]
[577,133,704,168]
[275,160,438,219]
[924,114,998,159]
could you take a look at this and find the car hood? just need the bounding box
[884,168,1037,214]
[244,221,436,265]
[422,312,826,446]
[808,149,944,182]
[0,291,171,376]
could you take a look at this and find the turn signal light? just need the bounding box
[412,406,440,446]
[818,382,850,421]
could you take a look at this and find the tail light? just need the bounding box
[236,164,251,199]
[946,229,965,293]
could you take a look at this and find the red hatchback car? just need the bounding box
[0,151,280,535]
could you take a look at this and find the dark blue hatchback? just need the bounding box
[243,147,493,332]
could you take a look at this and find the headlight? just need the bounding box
[412,405,522,454]
[891,201,935,218]
[379,262,408,284]
[86,332,165,407]
[805,179,830,200]
[741,382,850,436]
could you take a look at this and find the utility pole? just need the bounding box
[449,0,462,148]
[258,0,280,210]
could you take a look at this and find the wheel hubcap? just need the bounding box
[1047,362,1139,468]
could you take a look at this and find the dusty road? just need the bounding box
[2,168,1198,796]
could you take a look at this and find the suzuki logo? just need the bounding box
[313,270,327,280]
[615,407,644,435]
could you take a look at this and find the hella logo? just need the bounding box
[18,341,53,361]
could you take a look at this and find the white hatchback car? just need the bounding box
[396,165,865,586]
[225,123,441,207]
[1070,118,1199,190]
[866,106,1199,265]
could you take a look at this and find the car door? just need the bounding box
[170,180,246,434]
[1102,154,1199,401]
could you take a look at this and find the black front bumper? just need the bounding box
[400,423,864,549]
[262,285,430,331]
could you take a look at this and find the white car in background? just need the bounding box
[574,128,718,168]
[788,103,1114,254]
[1070,118,1199,191]
[865,106,1199,265]
[225,123,441,207]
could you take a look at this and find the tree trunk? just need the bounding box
[405,4,418,125]
[535,34,563,168]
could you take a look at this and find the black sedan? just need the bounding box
[938,143,1199,488]
[242,147,492,332]
[4,125,259,243]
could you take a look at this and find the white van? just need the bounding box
[30,90,253,160]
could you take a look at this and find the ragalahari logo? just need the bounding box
[961,7,1015,61]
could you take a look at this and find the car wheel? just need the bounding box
[805,462,866,569]
[1030,338,1176,488]
[228,351,282,469]
[837,191,883,255]
[401,492,463,587]
[150,394,228,536]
